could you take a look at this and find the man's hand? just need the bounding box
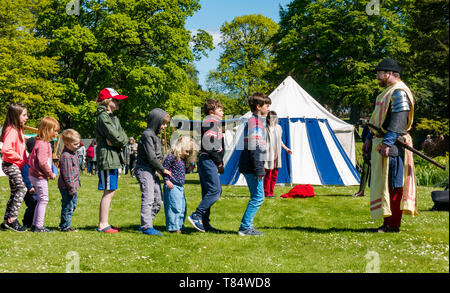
[218,165,224,174]
[379,143,390,157]
[50,173,56,180]
[165,180,174,190]
[29,187,35,195]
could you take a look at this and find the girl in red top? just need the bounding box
[28,117,60,232]
[1,103,29,232]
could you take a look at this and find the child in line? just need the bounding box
[22,137,37,228]
[188,99,225,233]
[163,136,197,234]
[29,117,60,232]
[58,129,82,232]
[76,141,86,174]
[86,140,96,175]
[95,88,129,233]
[264,111,292,197]
[238,93,271,236]
[135,108,171,236]
[0,103,29,232]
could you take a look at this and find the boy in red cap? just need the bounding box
[95,88,129,233]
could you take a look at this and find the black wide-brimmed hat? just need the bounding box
[375,58,402,73]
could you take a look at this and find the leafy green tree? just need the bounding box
[272,0,413,123]
[0,0,73,127]
[401,0,449,121]
[207,14,279,114]
[35,0,213,138]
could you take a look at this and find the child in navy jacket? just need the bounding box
[238,93,271,236]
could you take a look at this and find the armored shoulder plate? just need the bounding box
[391,89,411,112]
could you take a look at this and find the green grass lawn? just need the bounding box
[0,173,448,273]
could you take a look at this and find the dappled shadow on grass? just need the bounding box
[260,225,376,234]
[75,224,237,235]
[419,208,449,212]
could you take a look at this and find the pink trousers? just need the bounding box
[29,176,49,228]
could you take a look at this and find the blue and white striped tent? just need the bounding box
[221,76,360,186]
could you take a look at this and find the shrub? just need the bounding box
[415,154,449,187]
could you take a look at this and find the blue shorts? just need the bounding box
[98,169,119,191]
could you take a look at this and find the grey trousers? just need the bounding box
[135,165,163,229]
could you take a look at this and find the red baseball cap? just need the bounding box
[97,88,128,102]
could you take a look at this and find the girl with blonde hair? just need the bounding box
[162,136,197,233]
[28,116,60,232]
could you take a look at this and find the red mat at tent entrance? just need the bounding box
[280,184,315,198]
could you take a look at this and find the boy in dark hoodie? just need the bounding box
[135,108,171,236]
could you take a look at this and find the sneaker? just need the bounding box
[60,226,77,232]
[188,213,205,232]
[32,226,54,233]
[96,225,119,233]
[1,219,27,232]
[141,227,163,236]
[238,228,264,236]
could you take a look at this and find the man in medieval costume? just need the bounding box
[364,58,417,233]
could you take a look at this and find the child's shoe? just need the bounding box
[32,226,55,233]
[238,228,264,236]
[60,226,77,232]
[188,213,205,232]
[141,227,163,236]
[96,225,119,233]
[1,219,27,232]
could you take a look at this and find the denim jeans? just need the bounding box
[240,173,265,231]
[59,188,78,230]
[163,184,186,231]
[194,154,222,223]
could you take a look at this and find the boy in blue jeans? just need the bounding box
[58,129,81,232]
[238,93,271,236]
[188,99,224,232]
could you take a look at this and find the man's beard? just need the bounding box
[377,76,389,87]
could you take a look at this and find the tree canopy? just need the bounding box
[207,14,279,114]
[1,0,448,141]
